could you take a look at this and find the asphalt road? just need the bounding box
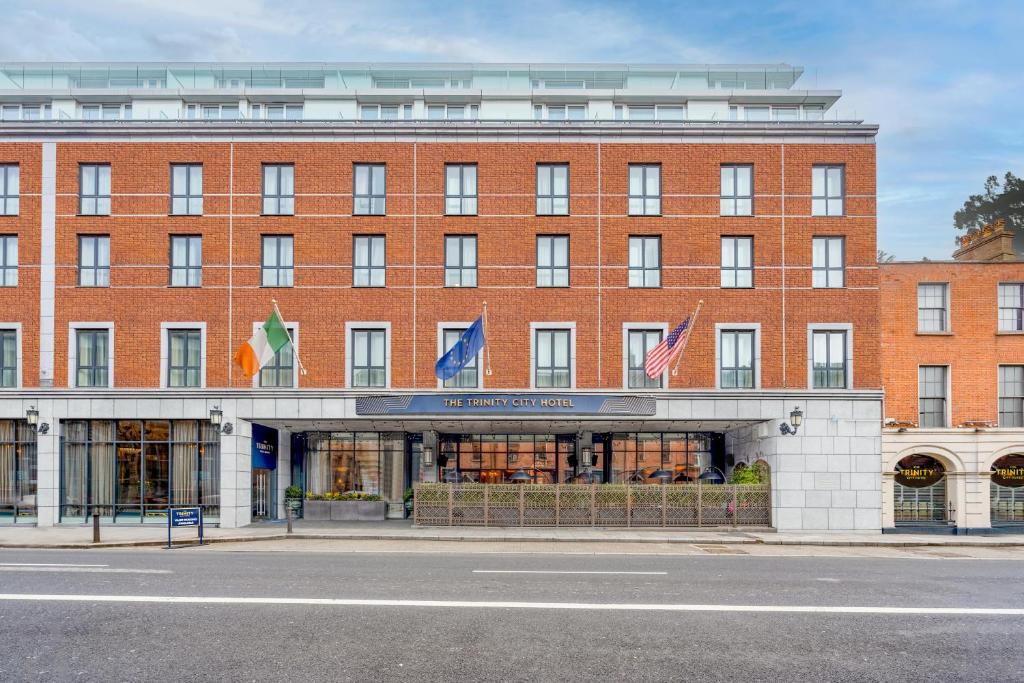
[0,547,1022,682]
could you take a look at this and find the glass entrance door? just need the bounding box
[252,468,273,520]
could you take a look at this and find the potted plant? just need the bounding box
[284,485,304,518]
[304,491,388,521]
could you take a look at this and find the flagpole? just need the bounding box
[671,299,704,377]
[272,299,308,376]
[482,301,493,376]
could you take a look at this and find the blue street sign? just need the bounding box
[171,507,201,527]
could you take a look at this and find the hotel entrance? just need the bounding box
[252,468,273,520]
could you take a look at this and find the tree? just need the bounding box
[953,172,1024,234]
[877,250,895,263]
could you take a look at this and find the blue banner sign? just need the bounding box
[170,507,201,527]
[355,394,655,416]
[251,423,278,470]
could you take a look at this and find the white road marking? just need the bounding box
[472,570,668,575]
[0,593,1021,616]
[0,568,171,574]
[0,563,109,568]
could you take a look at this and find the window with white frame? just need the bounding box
[79,164,111,215]
[0,329,16,387]
[262,164,294,215]
[80,104,130,120]
[812,165,845,216]
[999,366,1024,427]
[360,104,413,120]
[628,164,661,215]
[772,107,799,121]
[75,328,110,388]
[615,105,686,121]
[445,235,477,287]
[812,236,845,288]
[804,105,824,120]
[170,164,203,215]
[536,235,569,287]
[0,235,16,287]
[917,283,948,332]
[743,106,770,121]
[534,104,586,121]
[811,329,848,389]
[720,236,753,288]
[167,329,202,388]
[261,235,293,287]
[354,164,386,215]
[628,236,660,288]
[918,366,948,427]
[1,104,51,120]
[0,165,19,215]
[720,165,753,216]
[441,327,480,389]
[78,235,110,287]
[998,283,1024,332]
[537,164,569,215]
[445,164,477,215]
[351,328,387,388]
[627,329,662,389]
[259,327,295,388]
[427,104,478,120]
[720,329,755,389]
[169,235,202,287]
[534,328,571,388]
[353,235,385,287]
[186,103,239,120]
[251,104,302,120]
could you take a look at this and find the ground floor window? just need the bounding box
[60,420,220,523]
[439,434,575,484]
[894,454,947,524]
[0,420,36,523]
[602,433,712,484]
[991,454,1024,525]
[303,432,404,499]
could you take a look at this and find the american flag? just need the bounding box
[645,317,692,379]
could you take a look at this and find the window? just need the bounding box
[744,106,770,121]
[75,329,109,388]
[627,329,662,389]
[186,103,239,120]
[0,165,18,215]
[628,236,660,288]
[619,105,685,121]
[170,164,203,215]
[442,327,480,389]
[167,329,201,388]
[445,164,477,215]
[998,283,1024,332]
[262,165,294,215]
[78,235,110,287]
[917,283,948,332]
[812,165,845,216]
[354,164,386,215]
[537,164,569,215]
[252,104,302,120]
[811,330,848,389]
[918,366,948,427]
[261,235,294,287]
[360,104,412,120]
[720,236,752,288]
[0,329,16,387]
[1,103,51,120]
[812,236,845,288]
[534,329,571,388]
[535,105,586,121]
[999,366,1024,427]
[628,164,661,215]
[259,328,294,388]
[804,105,824,121]
[773,107,799,121]
[80,104,130,120]
[536,235,569,287]
[0,235,16,286]
[351,329,387,388]
[720,165,752,216]
[427,104,478,120]
[353,235,385,287]
[79,164,111,215]
[169,235,201,287]
[445,235,477,287]
[720,330,755,389]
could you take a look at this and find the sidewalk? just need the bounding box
[2,520,1023,549]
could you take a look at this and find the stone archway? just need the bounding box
[883,445,964,529]
[989,453,1024,527]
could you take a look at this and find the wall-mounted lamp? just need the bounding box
[26,406,49,435]
[580,445,593,468]
[421,446,434,467]
[209,407,233,435]
[779,406,803,436]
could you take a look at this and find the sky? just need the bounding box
[1,0,1021,260]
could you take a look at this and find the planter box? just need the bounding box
[303,500,387,521]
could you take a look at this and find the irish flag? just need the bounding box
[234,310,290,378]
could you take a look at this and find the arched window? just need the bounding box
[894,455,947,524]
[991,454,1024,526]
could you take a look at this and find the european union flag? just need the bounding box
[435,316,485,381]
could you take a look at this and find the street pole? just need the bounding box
[286,501,293,534]
[92,511,100,543]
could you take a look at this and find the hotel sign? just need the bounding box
[355,394,656,416]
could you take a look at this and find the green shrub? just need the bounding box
[305,491,382,502]
[284,485,303,500]
[728,464,767,485]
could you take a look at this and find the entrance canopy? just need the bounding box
[253,418,762,434]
